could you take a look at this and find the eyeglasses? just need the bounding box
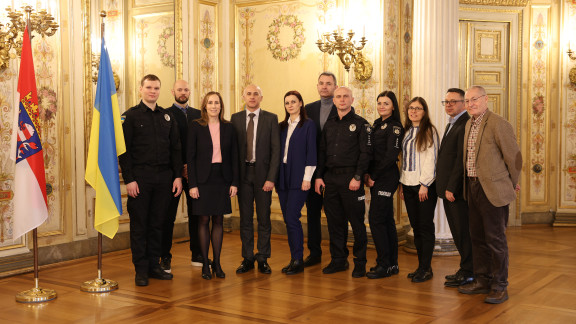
[407,106,424,111]
[464,95,486,105]
[441,100,464,106]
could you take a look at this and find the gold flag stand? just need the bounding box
[80,11,118,293]
[81,232,118,292]
[16,229,57,303]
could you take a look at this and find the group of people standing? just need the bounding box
[119,72,521,305]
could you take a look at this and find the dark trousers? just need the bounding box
[305,189,323,257]
[238,165,272,262]
[443,196,473,274]
[467,179,509,290]
[277,188,309,260]
[127,181,172,274]
[368,188,398,268]
[402,183,437,270]
[161,177,201,260]
[323,170,367,266]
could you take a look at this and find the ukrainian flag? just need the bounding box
[85,37,126,239]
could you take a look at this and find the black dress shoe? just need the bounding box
[286,259,304,275]
[389,264,399,275]
[258,260,272,274]
[322,260,349,274]
[202,265,212,280]
[236,259,255,274]
[366,265,392,279]
[135,273,149,286]
[407,268,420,278]
[303,255,322,267]
[282,259,295,273]
[352,264,366,278]
[149,267,173,280]
[445,269,464,280]
[412,269,433,283]
[212,263,226,278]
[444,273,474,287]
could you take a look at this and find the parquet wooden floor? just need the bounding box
[1,225,575,323]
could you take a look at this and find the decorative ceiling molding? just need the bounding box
[459,0,529,6]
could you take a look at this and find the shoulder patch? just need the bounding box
[121,115,126,124]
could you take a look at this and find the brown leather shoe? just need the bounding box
[484,289,509,304]
[458,279,490,294]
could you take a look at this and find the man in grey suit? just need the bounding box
[435,88,473,288]
[458,85,522,304]
[231,84,280,274]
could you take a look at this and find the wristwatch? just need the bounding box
[353,175,361,181]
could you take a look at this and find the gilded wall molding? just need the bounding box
[459,0,528,6]
[175,0,182,80]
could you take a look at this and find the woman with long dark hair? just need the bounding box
[276,90,317,275]
[365,91,404,279]
[399,96,439,283]
[188,91,239,280]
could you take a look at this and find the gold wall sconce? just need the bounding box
[567,45,576,85]
[0,6,59,71]
[316,29,373,82]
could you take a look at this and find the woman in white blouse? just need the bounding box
[276,90,317,275]
[399,96,439,283]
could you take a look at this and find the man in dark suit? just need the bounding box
[160,80,202,273]
[435,88,473,288]
[458,85,522,304]
[303,72,338,267]
[231,84,280,274]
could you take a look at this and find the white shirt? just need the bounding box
[245,108,260,162]
[400,126,439,187]
[283,117,316,182]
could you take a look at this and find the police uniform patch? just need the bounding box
[349,124,356,132]
[381,123,388,130]
[121,116,126,124]
[393,126,401,135]
[164,114,171,121]
[358,195,366,201]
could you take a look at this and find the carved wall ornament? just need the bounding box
[157,25,175,68]
[459,0,529,6]
[266,14,305,62]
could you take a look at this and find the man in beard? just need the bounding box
[160,80,204,273]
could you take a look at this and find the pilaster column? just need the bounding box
[406,0,459,254]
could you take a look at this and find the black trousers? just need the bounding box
[467,178,509,290]
[160,177,201,260]
[368,187,398,268]
[323,169,367,266]
[127,181,172,274]
[443,196,473,274]
[305,188,323,257]
[238,165,272,262]
[402,183,437,270]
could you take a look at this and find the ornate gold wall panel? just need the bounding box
[473,70,501,85]
[197,1,219,99]
[460,0,528,6]
[474,30,502,63]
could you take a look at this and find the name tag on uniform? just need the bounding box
[378,191,392,197]
[358,195,365,201]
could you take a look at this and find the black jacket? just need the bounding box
[435,112,470,199]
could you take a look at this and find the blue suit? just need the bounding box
[276,119,316,260]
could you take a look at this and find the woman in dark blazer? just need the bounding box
[365,91,404,279]
[276,90,317,275]
[188,91,239,280]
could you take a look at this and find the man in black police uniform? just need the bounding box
[436,88,474,287]
[119,74,183,286]
[160,79,203,273]
[315,86,371,278]
[303,72,338,267]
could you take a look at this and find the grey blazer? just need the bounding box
[231,109,280,187]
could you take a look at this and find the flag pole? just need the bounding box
[81,10,118,293]
[16,7,57,303]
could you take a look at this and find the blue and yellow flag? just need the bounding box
[85,37,126,239]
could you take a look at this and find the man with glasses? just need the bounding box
[436,88,473,288]
[458,86,522,304]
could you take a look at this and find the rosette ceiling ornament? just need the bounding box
[316,28,372,82]
[0,5,59,71]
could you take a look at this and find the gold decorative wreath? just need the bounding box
[157,26,175,68]
[266,15,306,62]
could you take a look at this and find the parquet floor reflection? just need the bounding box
[1,225,575,323]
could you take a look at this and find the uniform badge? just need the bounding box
[349,124,356,132]
[366,125,372,133]
[164,114,171,121]
[381,123,388,130]
[121,116,126,124]
[393,126,401,135]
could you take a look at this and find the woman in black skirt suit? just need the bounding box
[188,91,239,280]
[365,91,404,279]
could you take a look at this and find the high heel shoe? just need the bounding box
[212,263,226,278]
[201,265,212,280]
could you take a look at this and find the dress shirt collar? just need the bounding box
[246,107,261,118]
[449,109,468,124]
[288,116,300,126]
[471,109,488,126]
